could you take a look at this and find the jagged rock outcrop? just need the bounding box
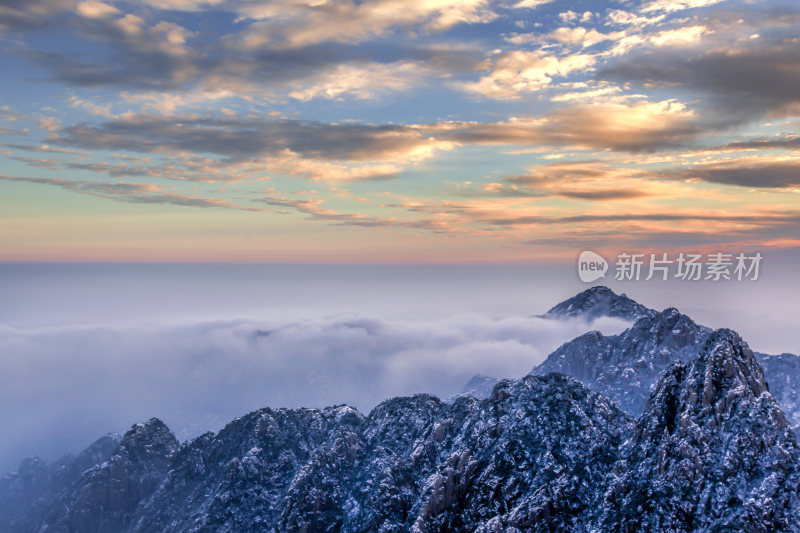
[0,433,121,533]
[3,377,633,533]
[536,290,800,435]
[532,307,711,415]
[132,405,363,533]
[541,286,656,322]
[40,418,178,533]
[598,330,800,532]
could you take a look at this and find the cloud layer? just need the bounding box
[0,313,629,472]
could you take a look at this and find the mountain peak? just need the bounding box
[533,304,712,415]
[601,327,800,532]
[694,328,769,406]
[542,285,655,322]
[117,418,178,462]
[460,373,498,397]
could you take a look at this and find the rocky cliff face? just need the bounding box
[2,377,634,533]
[534,289,800,434]
[532,307,711,415]
[599,330,800,532]
[40,418,179,533]
[448,374,498,401]
[0,433,121,533]
[134,374,633,532]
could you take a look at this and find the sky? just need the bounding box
[0,0,798,262]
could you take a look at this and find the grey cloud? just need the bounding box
[680,160,800,188]
[259,194,449,231]
[482,211,800,226]
[10,156,60,169]
[599,42,800,118]
[58,115,432,161]
[702,136,800,152]
[26,47,198,91]
[721,137,800,150]
[0,174,261,210]
[555,188,649,200]
[20,1,480,96]
[61,161,152,178]
[56,105,704,166]
[0,0,73,31]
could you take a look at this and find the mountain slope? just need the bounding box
[532,307,711,415]
[599,329,800,532]
[2,377,633,533]
[448,374,498,402]
[40,418,179,533]
[535,290,800,434]
[0,433,121,533]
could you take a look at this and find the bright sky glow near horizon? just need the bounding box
[0,0,799,262]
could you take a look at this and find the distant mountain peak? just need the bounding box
[459,373,498,398]
[694,328,769,405]
[542,285,656,322]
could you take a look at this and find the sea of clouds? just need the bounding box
[0,313,630,472]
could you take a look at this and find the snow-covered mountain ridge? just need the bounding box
[3,288,799,532]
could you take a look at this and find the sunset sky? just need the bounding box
[1,0,799,262]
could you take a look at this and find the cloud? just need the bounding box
[231,0,496,49]
[0,174,262,210]
[460,50,595,99]
[0,312,631,472]
[649,25,708,46]
[16,0,485,105]
[453,160,654,201]
[599,40,800,118]
[49,100,704,185]
[480,211,800,227]
[287,61,430,101]
[428,99,702,151]
[676,158,800,188]
[57,114,452,162]
[641,0,725,14]
[705,136,800,153]
[605,9,666,27]
[0,0,73,31]
[74,0,119,19]
[512,0,553,9]
[545,26,626,48]
[258,191,454,231]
